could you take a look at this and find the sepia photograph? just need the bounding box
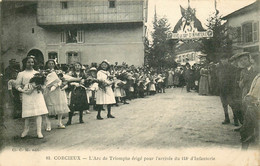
[0,0,259,165]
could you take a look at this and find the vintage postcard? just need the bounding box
[0,0,259,166]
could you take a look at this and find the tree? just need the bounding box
[147,9,174,69]
[201,12,232,62]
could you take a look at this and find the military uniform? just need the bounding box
[217,61,242,125]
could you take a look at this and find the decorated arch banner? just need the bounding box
[167,30,213,40]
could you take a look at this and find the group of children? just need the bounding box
[8,56,170,139]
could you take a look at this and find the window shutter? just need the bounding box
[61,31,66,43]
[253,22,259,42]
[77,30,84,43]
[237,27,242,43]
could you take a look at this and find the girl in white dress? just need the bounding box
[43,60,70,131]
[96,60,116,120]
[15,56,48,139]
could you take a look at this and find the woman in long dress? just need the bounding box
[43,60,70,131]
[199,66,209,95]
[96,60,116,120]
[15,56,48,138]
[173,68,180,87]
[167,68,174,88]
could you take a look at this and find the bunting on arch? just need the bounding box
[167,5,213,40]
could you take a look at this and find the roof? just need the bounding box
[175,41,202,54]
[222,0,259,20]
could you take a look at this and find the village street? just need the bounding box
[2,88,245,151]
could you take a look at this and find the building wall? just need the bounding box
[1,1,145,68]
[226,9,260,53]
[175,51,201,65]
[37,0,144,25]
[44,24,144,65]
[1,3,46,67]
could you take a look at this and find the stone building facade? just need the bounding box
[222,0,259,54]
[1,0,148,68]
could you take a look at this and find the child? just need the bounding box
[157,74,164,93]
[149,74,156,95]
[66,62,89,125]
[16,56,48,138]
[96,60,116,120]
[43,60,70,130]
[127,73,135,100]
[137,77,145,98]
[85,67,98,112]
[114,74,128,106]
[8,71,22,119]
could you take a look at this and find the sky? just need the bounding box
[146,0,256,35]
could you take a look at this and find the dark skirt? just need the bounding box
[70,87,89,111]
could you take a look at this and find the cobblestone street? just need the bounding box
[2,88,246,150]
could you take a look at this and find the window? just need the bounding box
[67,52,80,64]
[61,2,68,9]
[242,23,252,43]
[242,22,259,43]
[109,0,116,8]
[66,30,78,43]
[61,30,84,43]
[61,31,66,43]
[253,22,259,42]
[48,52,58,62]
[77,30,84,43]
[236,27,242,43]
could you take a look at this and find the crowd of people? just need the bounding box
[3,51,260,149]
[216,52,260,149]
[4,56,177,139]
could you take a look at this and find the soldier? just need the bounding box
[217,55,242,126]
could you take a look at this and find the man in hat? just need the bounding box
[236,52,259,101]
[239,52,260,149]
[217,55,242,126]
[184,62,194,92]
[229,52,258,130]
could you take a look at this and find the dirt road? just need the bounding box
[2,88,246,151]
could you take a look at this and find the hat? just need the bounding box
[229,52,250,62]
[27,55,36,59]
[47,59,58,65]
[185,62,190,66]
[90,67,97,71]
[101,59,110,65]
